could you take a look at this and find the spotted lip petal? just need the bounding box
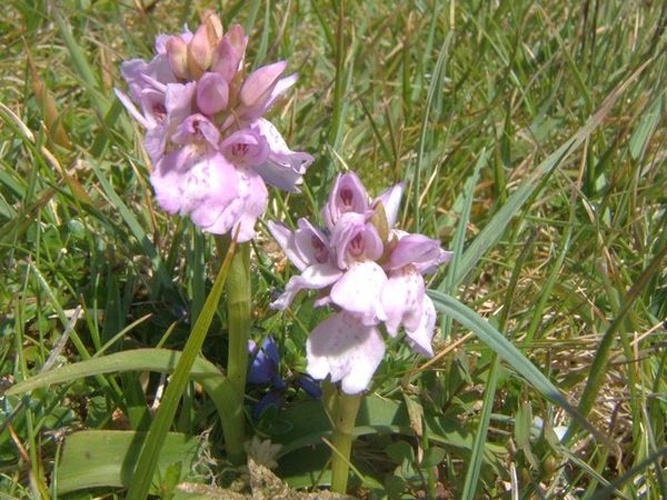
[404,295,436,357]
[329,261,387,326]
[380,265,426,336]
[306,312,386,395]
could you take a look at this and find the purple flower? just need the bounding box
[247,336,321,418]
[248,337,284,388]
[116,11,313,241]
[269,173,452,394]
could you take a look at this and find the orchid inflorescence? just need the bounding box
[116,10,451,404]
[268,172,452,394]
[116,11,313,242]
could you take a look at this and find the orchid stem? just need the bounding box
[216,236,251,465]
[330,390,362,494]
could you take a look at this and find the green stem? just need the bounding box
[216,236,251,465]
[330,390,362,494]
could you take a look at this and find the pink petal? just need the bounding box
[151,149,249,238]
[239,61,287,109]
[323,172,369,228]
[267,218,332,272]
[373,182,405,228]
[293,218,331,267]
[171,114,220,147]
[330,262,387,325]
[380,265,426,336]
[386,233,453,274]
[330,212,383,269]
[195,167,268,241]
[307,312,385,394]
[404,296,436,357]
[270,263,342,310]
[220,128,270,167]
[250,119,314,192]
[212,24,247,81]
[114,88,152,129]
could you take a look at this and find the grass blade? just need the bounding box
[451,60,652,286]
[428,290,611,447]
[126,237,238,499]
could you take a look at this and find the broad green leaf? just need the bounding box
[56,430,198,494]
[7,348,225,395]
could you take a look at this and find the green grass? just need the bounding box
[1,0,666,498]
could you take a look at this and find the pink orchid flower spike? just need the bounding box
[269,172,453,394]
[117,11,313,241]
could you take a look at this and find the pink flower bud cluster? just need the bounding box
[268,173,452,394]
[116,11,313,241]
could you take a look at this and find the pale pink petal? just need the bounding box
[266,220,303,268]
[267,219,331,272]
[195,167,268,241]
[386,233,453,274]
[262,73,298,111]
[211,25,247,81]
[380,265,426,336]
[114,88,151,129]
[307,312,385,394]
[220,128,270,167]
[293,218,331,267]
[171,114,220,147]
[251,119,314,192]
[404,295,436,357]
[166,36,189,79]
[271,263,342,310]
[164,82,196,123]
[330,262,387,325]
[239,61,287,110]
[330,212,382,269]
[151,149,235,216]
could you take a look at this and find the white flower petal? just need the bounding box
[404,295,436,357]
[307,312,385,394]
[330,262,387,325]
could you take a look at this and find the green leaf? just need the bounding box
[7,348,225,396]
[420,447,446,469]
[56,430,199,494]
[386,441,414,465]
[461,356,500,500]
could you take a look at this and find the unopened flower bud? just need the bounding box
[166,36,189,79]
[239,61,287,109]
[197,72,229,115]
[187,23,214,78]
[201,10,223,45]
